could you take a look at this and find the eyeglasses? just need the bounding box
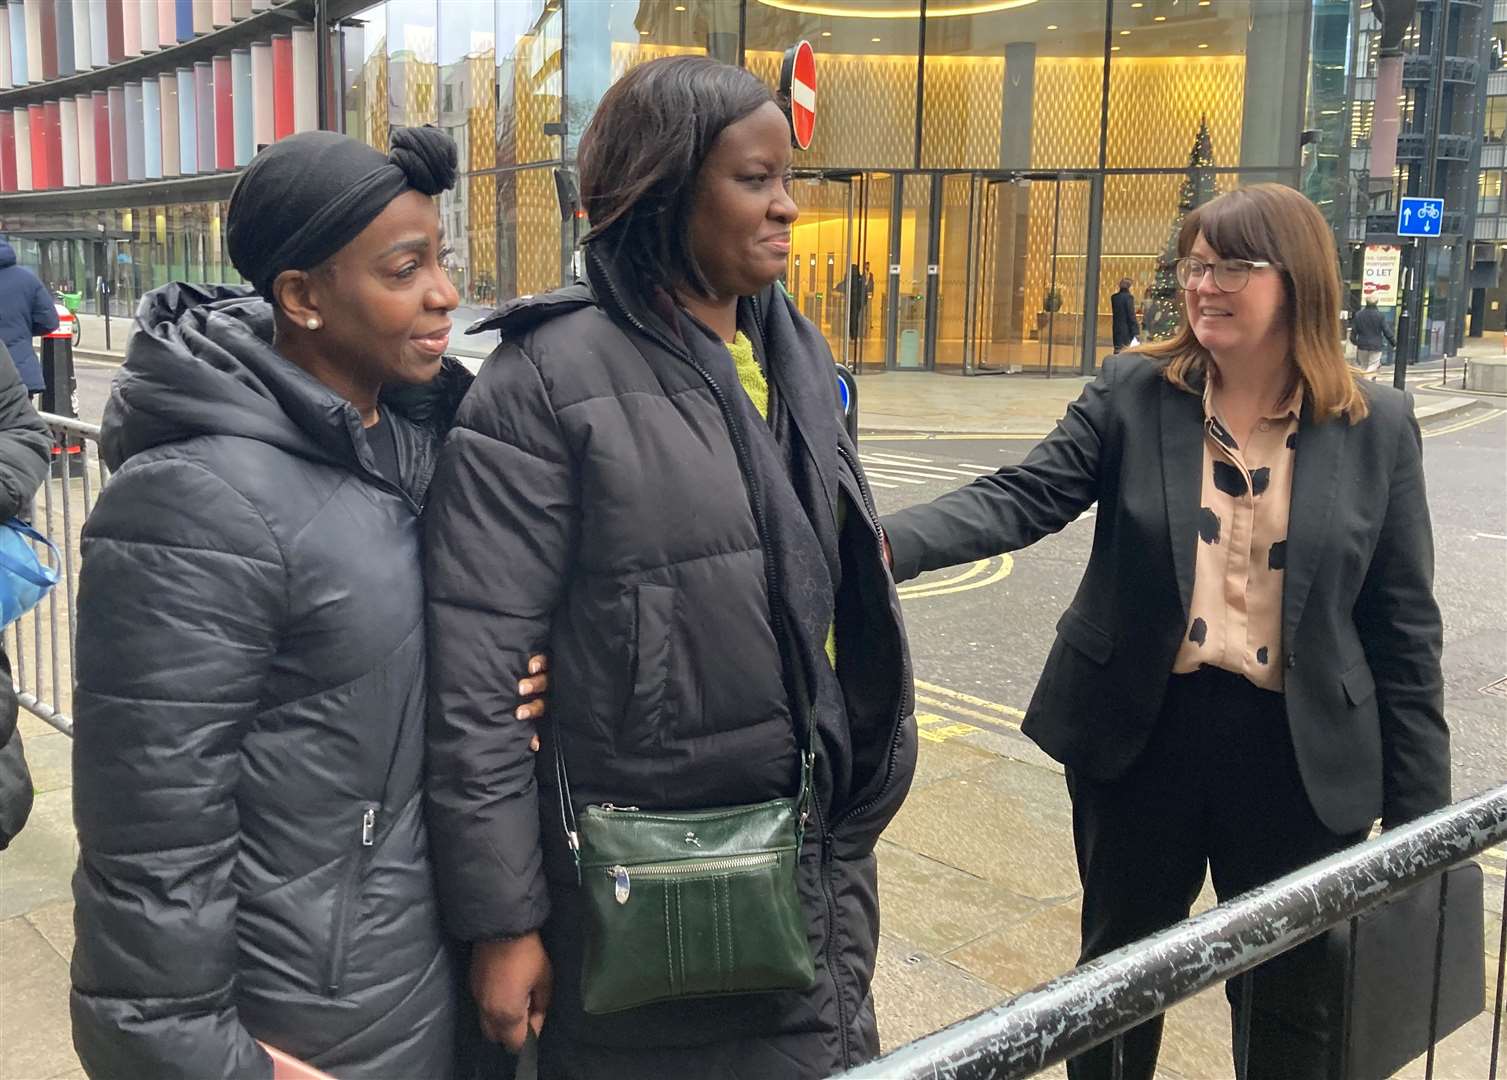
[1175,256,1277,293]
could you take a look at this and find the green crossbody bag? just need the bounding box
[555,714,818,1014]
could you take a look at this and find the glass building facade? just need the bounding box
[0,0,1491,370]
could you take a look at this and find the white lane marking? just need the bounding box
[863,457,983,480]
[1474,532,1507,541]
[861,450,936,463]
[862,468,928,485]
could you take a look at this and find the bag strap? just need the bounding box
[554,631,818,881]
[0,519,60,589]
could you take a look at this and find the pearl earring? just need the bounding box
[306,317,321,331]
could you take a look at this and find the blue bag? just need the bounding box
[0,519,60,627]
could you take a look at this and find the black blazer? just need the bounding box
[1111,290,1139,348]
[882,355,1450,835]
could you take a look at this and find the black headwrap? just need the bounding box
[226,125,459,300]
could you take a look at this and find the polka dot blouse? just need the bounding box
[1171,380,1302,692]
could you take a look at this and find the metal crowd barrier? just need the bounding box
[842,783,1507,1080]
[5,413,109,737]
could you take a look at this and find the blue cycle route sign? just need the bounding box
[1397,197,1443,237]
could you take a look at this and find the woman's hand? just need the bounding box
[516,654,550,752]
[470,931,554,1051]
[257,1042,334,1080]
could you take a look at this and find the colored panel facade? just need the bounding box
[143,75,162,178]
[6,2,24,85]
[0,109,14,192]
[139,0,158,54]
[92,88,109,183]
[120,0,138,57]
[71,0,92,71]
[124,80,144,180]
[104,0,122,63]
[55,0,74,76]
[175,0,191,43]
[60,95,79,185]
[160,73,178,175]
[107,82,125,182]
[0,4,12,91]
[231,46,251,165]
[213,53,232,169]
[89,0,106,67]
[192,0,209,35]
[13,106,30,190]
[271,33,291,139]
[291,25,315,133]
[156,0,173,47]
[250,39,271,149]
[176,66,195,172]
[193,60,212,169]
[212,0,229,27]
[44,99,62,186]
[75,91,94,184]
[27,103,45,188]
[23,0,42,82]
[37,0,57,80]
[232,0,251,18]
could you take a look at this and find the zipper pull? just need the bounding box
[612,865,630,905]
[601,803,640,813]
[361,806,376,847]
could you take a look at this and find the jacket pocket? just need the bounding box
[1341,660,1377,707]
[323,803,378,998]
[623,584,676,748]
[1056,607,1114,665]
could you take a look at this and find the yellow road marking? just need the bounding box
[914,679,1028,720]
[862,433,1053,442]
[915,694,1022,732]
[897,554,1014,600]
[896,558,991,596]
[1422,409,1506,438]
[914,711,981,743]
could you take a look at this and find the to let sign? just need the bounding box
[1362,244,1402,307]
[780,41,817,150]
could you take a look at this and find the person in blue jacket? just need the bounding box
[0,240,60,395]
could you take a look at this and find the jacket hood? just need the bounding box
[0,242,15,268]
[104,282,473,473]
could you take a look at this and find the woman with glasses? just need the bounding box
[881,184,1449,1080]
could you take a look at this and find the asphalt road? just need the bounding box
[863,405,1507,802]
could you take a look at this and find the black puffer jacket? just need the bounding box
[425,248,917,1078]
[71,284,470,1079]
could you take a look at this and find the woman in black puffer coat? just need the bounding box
[425,58,917,1079]
[69,128,520,1079]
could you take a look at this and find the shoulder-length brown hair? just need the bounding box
[1137,183,1368,422]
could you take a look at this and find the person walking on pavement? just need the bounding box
[880,184,1449,1080]
[0,240,60,396]
[424,56,916,1080]
[0,341,51,851]
[69,126,545,1080]
[1111,277,1139,353]
[1351,298,1395,378]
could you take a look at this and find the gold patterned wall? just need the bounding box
[512,25,562,166]
[513,166,559,296]
[467,48,497,303]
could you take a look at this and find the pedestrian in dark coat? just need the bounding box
[0,240,60,394]
[1111,278,1139,352]
[425,56,916,1079]
[68,127,525,1080]
[1350,299,1395,377]
[882,186,1449,1080]
[0,341,51,850]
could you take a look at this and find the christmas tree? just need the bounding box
[1144,116,1217,341]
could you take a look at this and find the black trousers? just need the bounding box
[1065,667,1367,1080]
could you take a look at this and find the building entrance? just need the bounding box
[788,170,1093,377]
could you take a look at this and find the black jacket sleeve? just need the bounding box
[70,459,281,1080]
[881,357,1114,582]
[424,343,578,942]
[1353,398,1450,828]
[0,344,50,519]
[0,646,33,851]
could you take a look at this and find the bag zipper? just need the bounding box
[607,853,780,904]
[589,798,791,822]
[324,803,378,997]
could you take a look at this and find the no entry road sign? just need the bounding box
[1397,196,1443,237]
[781,41,816,150]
